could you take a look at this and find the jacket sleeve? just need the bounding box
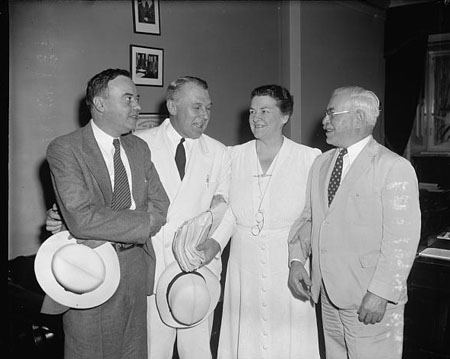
[288,160,314,265]
[368,158,421,303]
[47,138,154,244]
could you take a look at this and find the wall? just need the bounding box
[9,0,386,259]
[294,1,385,151]
[8,0,282,259]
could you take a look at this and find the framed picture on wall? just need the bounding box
[133,113,165,132]
[132,0,160,35]
[130,45,164,87]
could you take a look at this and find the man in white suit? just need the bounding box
[135,76,231,359]
[287,86,421,359]
[46,76,231,358]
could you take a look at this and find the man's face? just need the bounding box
[100,75,141,137]
[322,92,359,148]
[168,83,211,139]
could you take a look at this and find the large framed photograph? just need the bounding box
[133,113,165,132]
[132,0,161,35]
[130,45,164,87]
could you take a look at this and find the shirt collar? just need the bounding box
[166,119,194,152]
[91,119,117,152]
[345,135,372,164]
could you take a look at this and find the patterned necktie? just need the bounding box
[175,138,186,180]
[328,148,347,206]
[111,139,131,211]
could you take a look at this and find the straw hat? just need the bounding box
[156,261,220,328]
[34,231,120,309]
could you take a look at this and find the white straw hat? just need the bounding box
[34,231,120,309]
[156,262,220,328]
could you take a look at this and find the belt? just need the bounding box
[112,243,143,251]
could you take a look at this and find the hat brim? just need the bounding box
[156,261,220,328]
[34,231,120,309]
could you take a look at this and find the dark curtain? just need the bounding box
[384,1,450,155]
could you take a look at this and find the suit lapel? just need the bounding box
[329,139,379,210]
[81,124,113,205]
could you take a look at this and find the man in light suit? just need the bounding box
[287,86,421,359]
[44,68,170,359]
[135,76,231,359]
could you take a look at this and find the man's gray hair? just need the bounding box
[333,86,381,126]
[166,76,208,102]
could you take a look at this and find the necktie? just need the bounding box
[111,139,131,211]
[175,138,186,180]
[328,148,347,206]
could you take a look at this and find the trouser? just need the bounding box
[320,286,404,359]
[147,294,214,359]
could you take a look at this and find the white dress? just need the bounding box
[216,138,321,359]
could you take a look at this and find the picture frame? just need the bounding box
[130,45,164,87]
[132,0,161,35]
[133,113,165,132]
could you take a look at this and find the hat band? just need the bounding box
[166,271,205,316]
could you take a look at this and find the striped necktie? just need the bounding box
[111,139,131,210]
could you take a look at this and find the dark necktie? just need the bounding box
[328,148,347,206]
[175,138,186,180]
[111,139,131,211]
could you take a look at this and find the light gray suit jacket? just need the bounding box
[289,138,421,309]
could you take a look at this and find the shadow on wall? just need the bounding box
[237,108,254,145]
[308,115,333,153]
[37,96,91,245]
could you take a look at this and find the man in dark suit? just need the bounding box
[288,86,421,359]
[44,68,169,359]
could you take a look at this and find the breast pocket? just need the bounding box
[345,191,379,226]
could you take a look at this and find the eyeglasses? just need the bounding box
[251,210,264,236]
[324,108,357,119]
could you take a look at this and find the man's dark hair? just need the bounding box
[85,68,131,110]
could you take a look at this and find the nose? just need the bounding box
[133,99,141,111]
[322,115,330,126]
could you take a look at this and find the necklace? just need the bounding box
[252,140,282,236]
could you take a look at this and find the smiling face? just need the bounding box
[249,95,289,141]
[322,92,361,148]
[167,82,212,139]
[95,75,141,137]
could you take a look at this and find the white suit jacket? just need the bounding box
[289,138,421,309]
[136,119,231,291]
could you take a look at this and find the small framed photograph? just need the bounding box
[130,45,163,87]
[133,113,165,132]
[132,0,161,35]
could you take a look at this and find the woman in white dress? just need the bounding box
[216,85,321,359]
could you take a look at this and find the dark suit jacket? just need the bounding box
[42,122,169,314]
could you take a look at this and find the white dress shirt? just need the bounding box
[90,119,136,209]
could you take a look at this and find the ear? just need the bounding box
[166,99,177,116]
[93,96,105,113]
[282,114,290,125]
[354,109,365,128]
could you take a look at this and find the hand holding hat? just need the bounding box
[34,231,120,309]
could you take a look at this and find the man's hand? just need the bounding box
[357,291,388,324]
[46,203,63,234]
[288,261,311,300]
[197,238,221,267]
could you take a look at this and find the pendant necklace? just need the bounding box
[252,140,282,236]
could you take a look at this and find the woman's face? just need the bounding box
[249,95,289,140]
